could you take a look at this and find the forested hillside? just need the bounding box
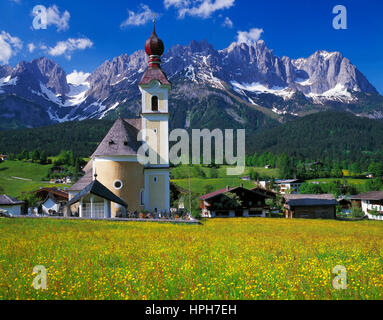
[1,111,383,163]
[0,119,113,157]
[248,111,383,162]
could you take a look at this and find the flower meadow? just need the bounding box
[0,218,382,300]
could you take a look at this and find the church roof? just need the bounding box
[139,67,171,86]
[91,118,142,157]
[66,179,127,208]
[68,170,93,191]
[0,194,24,205]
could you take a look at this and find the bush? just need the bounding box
[299,182,323,194]
[351,205,365,218]
[368,208,381,216]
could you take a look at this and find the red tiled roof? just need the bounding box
[200,187,236,201]
[350,191,383,201]
[34,188,68,200]
[139,67,171,86]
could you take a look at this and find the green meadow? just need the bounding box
[0,218,382,300]
[0,160,69,197]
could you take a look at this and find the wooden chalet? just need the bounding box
[350,191,383,220]
[200,186,273,218]
[283,194,337,219]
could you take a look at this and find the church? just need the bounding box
[67,21,171,219]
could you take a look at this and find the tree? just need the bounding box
[18,149,28,160]
[203,184,214,194]
[351,162,361,176]
[19,193,40,208]
[249,168,260,181]
[40,150,48,164]
[215,192,243,210]
[351,205,364,218]
[365,178,383,192]
[299,182,323,194]
[368,162,383,177]
[206,167,218,179]
[73,157,80,182]
[31,150,40,163]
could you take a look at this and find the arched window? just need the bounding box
[151,96,159,111]
[140,189,145,206]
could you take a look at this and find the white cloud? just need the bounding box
[165,0,235,19]
[164,0,189,9]
[0,31,22,65]
[121,4,155,27]
[46,5,71,31]
[67,70,90,86]
[28,43,36,53]
[236,28,264,45]
[31,5,70,32]
[47,38,93,59]
[222,16,233,28]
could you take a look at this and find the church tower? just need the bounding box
[139,19,171,214]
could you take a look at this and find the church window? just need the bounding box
[151,96,159,111]
[153,176,158,183]
[140,189,144,206]
[113,180,123,190]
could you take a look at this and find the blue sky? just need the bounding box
[1,0,383,92]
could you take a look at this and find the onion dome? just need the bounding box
[139,20,171,86]
[144,19,164,68]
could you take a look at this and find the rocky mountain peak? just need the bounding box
[10,57,69,95]
[0,39,381,130]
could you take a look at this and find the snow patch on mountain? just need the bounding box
[0,76,18,88]
[308,83,355,103]
[64,83,90,107]
[231,81,295,100]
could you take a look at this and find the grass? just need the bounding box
[0,160,69,197]
[0,218,382,300]
[308,178,370,186]
[171,165,278,194]
[172,177,256,194]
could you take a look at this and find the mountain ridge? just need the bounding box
[0,39,382,130]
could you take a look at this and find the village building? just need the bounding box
[283,194,337,219]
[275,179,304,194]
[251,186,277,199]
[350,191,383,221]
[67,178,128,218]
[337,196,352,214]
[68,21,171,219]
[200,186,273,218]
[30,187,69,215]
[258,180,270,189]
[0,194,24,216]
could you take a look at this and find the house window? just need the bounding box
[151,96,159,111]
[113,180,123,190]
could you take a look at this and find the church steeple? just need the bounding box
[144,17,164,68]
[139,21,171,86]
